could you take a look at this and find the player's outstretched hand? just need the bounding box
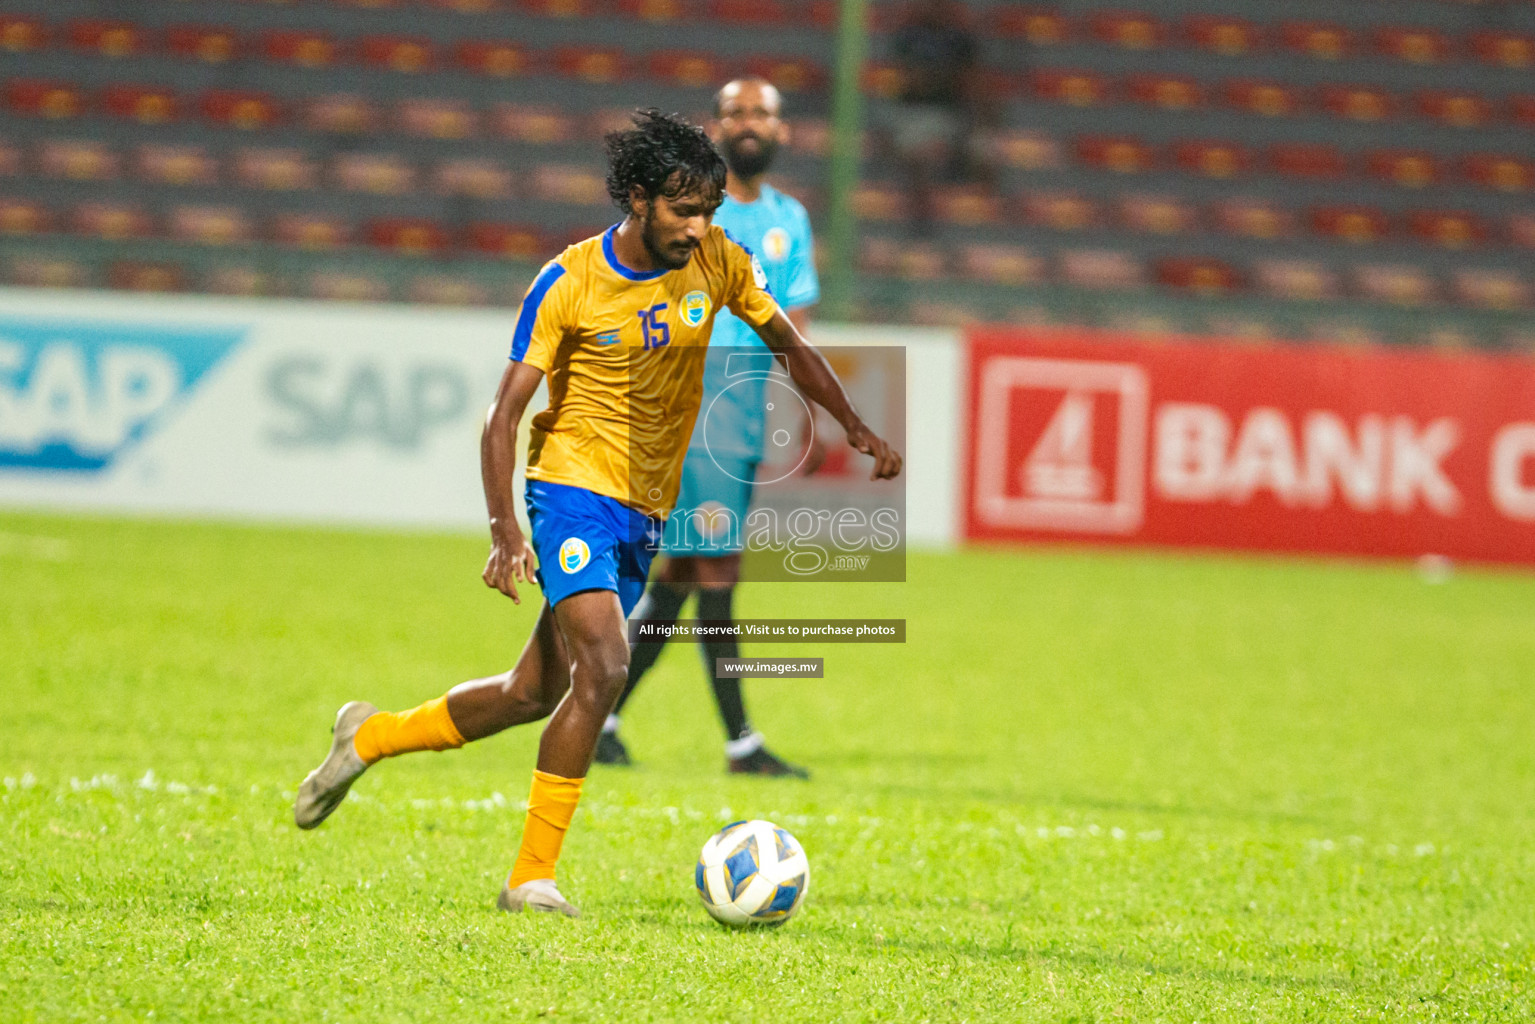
[847,423,903,481]
[483,519,537,603]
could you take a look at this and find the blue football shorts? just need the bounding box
[663,451,759,556]
[526,479,662,616]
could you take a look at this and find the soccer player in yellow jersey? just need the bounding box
[293,110,902,917]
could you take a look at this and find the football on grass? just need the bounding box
[695,819,810,927]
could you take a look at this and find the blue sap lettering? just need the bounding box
[264,357,329,447]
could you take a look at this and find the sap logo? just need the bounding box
[264,357,471,450]
[0,319,243,472]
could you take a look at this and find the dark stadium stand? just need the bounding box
[2,0,1535,344]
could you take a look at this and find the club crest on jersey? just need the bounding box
[559,537,590,574]
[680,291,710,328]
[762,227,791,262]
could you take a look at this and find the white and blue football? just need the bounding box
[695,819,810,928]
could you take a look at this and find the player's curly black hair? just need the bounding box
[604,108,726,214]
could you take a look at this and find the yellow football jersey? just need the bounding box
[511,222,780,514]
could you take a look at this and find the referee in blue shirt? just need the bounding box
[597,78,819,776]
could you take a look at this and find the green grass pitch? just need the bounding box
[3,511,1534,1022]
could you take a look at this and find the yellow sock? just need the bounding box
[506,770,584,888]
[351,696,466,765]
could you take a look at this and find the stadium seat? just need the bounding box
[1452,269,1528,310]
[466,222,547,259]
[1175,140,1252,179]
[68,19,148,59]
[433,158,516,198]
[202,90,281,130]
[993,129,1064,171]
[426,0,502,11]
[1213,198,1293,239]
[932,186,1001,226]
[1463,154,1534,193]
[785,118,831,157]
[1417,91,1491,129]
[1311,205,1390,244]
[261,31,337,68]
[409,275,491,306]
[648,51,724,89]
[308,271,390,303]
[1,16,49,52]
[1253,259,1339,301]
[1509,214,1535,248]
[136,144,220,187]
[1127,75,1204,112]
[7,79,87,119]
[1409,210,1487,249]
[1119,194,1198,235]
[1226,79,1303,118]
[0,198,53,236]
[1365,150,1439,189]
[850,182,906,222]
[491,103,579,143]
[1270,144,1346,180]
[616,0,698,23]
[554,47,627,84]
[1075,136,1155,174]
[746,57,826,94]
[166,24,240,63]
[274,213,353,251]
[9,256,90,289]
[1184,16,1262,56]
[861,62,904,100]
[1090,11,1165,50]
[333,152,417,195]
[360,36,437,73]
[73,202,152,240]
[204,266,279,298]
[1156,257,1242,295]
[305,94,381,134]
[529,162,610,205]
[1376,27,1451,65]
[521,0,599,16]
[104,85,182,124]
[1020,190,1099,231]
[1353,264,1437,306]
[1058,249,1145,290]
[169,205,256,246]
[1470,31,1534,69]
[1032,70,1111,107]
[234,148,320,190]
[1321,85,1395,123]
[991,8,1071,45]
[588,107,640,140]
[367,218,450,255]
[457,40,533,77]
[1281,22,1354,61]
[708,0,787,25]
[397,98,480,139]
[109,261,187,294]
[1510,96,1535,128]
[37,139,120,181]
[955,242,1046,286]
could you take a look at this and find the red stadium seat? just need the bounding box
[1471,31,1535,69]
[1127,75,1204,112]
[73,202,152,240]
[617,0,697,23]
[1119,194,1198,235]
[746,57,826,94]
[1512,215,1535,250]
[109,262,187,294]
[932,186,1002,226]
[861,62,904,100]
[1225,80,1303,118]
[397,99,480,139]
[433,158,516,199]
[1464,154,1534,193]
[425,0,504,12]
[1090,11,1165,50]
[303,94,380,134]
[1409,210,1487,249]
[1311,205,1390,244]
[7,79,87,119]
[521,0,598,17]
[104,85,181,124]
[467,222,548,259]
[851,183,906,223]
[955,243,1046,286]
[37,139,121,181]
[360,36,437,73]
[68,20,148,58]
[1156,257,1241,294]
[202,90,281,130]
[1184,16,1262,56]
[648,51,724,89]
[457,40,533,76]
[785,118,832,157]
[166,25,241,63]
[1058,249,1145,290]
[1417,91,1492,129]
[1175,140,1252,179]
[529,163,610,205]
[334,0,409,8]
[1270,144,1346,180]
[308,272,390,303]
[491,104,579,143]
[1452,270,1528,310]
[234,148,320,190]
[1321,85,1395,123]
[554,47,627,84]
[863,239,947,282]
[169,205,255,246]
[1365,150,1440,189]
[10,256,91,289]
[1075,136,1155,174]
[136,144,220,187]
[1281,22,1354,61]
[332,152,417,195]
[1353,265,1438,306]
[993,129,1065,171]
[1031,70,1111,107]
[205,267,279,298]
[409,275,491,307]
[1376,27,1452,65]
[274,212,353,250]
[263,31,341,68]
[1,16,49,53]
[0,198,55,236]
[1020,191,1100,231]
[367,218,450,255]
[709,0,787,24]
[1510,96,1535,128]
[1254,259,1339,301]
[1213,198,1293,239]
[991,8,1071,45]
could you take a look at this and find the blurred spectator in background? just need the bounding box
[881,0,995,234]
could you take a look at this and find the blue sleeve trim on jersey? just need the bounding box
[510,262,567,361]
[602,223,666,282]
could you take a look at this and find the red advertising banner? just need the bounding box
[964,327,1535,565]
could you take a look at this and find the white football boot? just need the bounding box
[497,878,581,918]
[294,701,378,829]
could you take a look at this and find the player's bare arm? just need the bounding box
[752,308,903,480]
[481,359,546,603]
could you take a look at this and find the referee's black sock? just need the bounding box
[612,582,688,718]
[697,586,752,742]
